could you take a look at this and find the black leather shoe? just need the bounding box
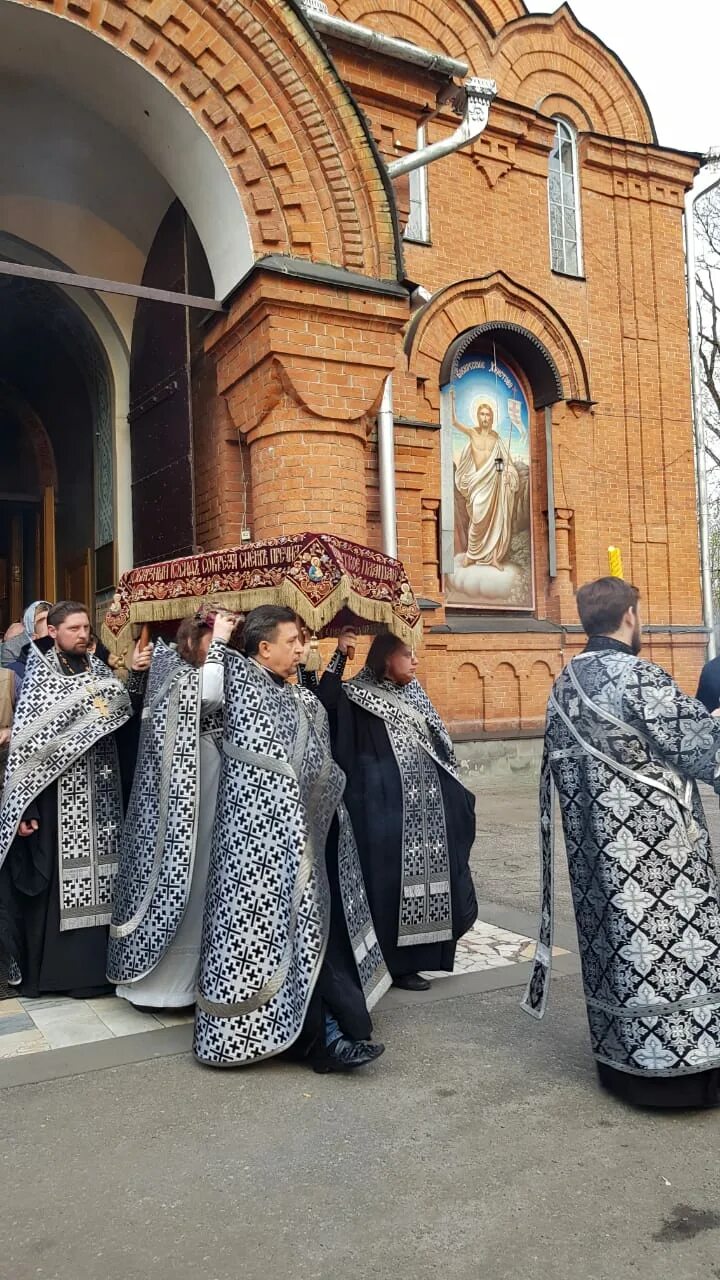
[392,973,431,992]
[313,1037,386,1074]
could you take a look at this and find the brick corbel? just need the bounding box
[205,268,408,441]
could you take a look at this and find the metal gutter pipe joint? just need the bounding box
[387,77,497,180]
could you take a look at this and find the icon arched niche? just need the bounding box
[438,325,564,614]
[406,272,592,617]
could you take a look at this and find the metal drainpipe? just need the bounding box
[387,78,497,179]
[380,81,496,558]
[297,0,497,563]
[685,151,720,660]
[378,377,398,559]
[300,0,468,79]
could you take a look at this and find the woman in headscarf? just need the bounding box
[2,601,52,696]
[312,630,478,991]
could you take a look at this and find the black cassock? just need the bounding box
[1,782,112,998]
[315,670,477,978]
[0,646,143,999]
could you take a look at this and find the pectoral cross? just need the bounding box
[92,695,110,718]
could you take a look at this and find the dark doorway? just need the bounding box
[129,200,213,566]
[0,275,107,619]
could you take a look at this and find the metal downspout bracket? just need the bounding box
[387,78,497,180]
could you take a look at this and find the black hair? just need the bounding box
[366,631,405,680]
[242,605,298,658]
[47,600,89,628]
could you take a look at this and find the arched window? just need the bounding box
[548,119,582,276]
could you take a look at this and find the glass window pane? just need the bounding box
[564,241,579,275]
[561,171,576,204]
[549,118,582,275]
[551,239,564,272]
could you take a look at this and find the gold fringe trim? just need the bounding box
[102,577,423,657]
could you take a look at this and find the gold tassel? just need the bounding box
[304,634,321,671]
[102,573,425,655]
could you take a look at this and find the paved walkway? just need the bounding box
[3,779,720,1280]
[0,909,573,1074]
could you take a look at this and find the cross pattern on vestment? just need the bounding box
[663,876,707,920]
[636,1034,677,1071]
[671,927,716,971]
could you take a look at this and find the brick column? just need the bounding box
[202,265,408,544]
[546,506,576,621]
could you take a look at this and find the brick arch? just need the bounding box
[328,0,523,47]
[405,271,592,408]
[327,0,492,65]
[528,659,555,680]
[490,6,655,143]
[453,661,485,723]
[484,660,520,730]
[456,660,483,681]
[0,382,58,492]
[535,94,593,135]
[16,0,399,281]
[523,659,556,722]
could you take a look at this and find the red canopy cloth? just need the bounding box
[102,532,422,655]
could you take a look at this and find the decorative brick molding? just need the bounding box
[492,8,655,144]
[16,0,399,279]
[329,0,654,144]
[199,265,409,543]
[404,271,592,410]
[329,0,523,49]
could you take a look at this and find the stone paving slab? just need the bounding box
[0,915,570,1067]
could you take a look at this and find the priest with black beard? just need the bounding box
[0,600,152,998]
[308,630,478,992]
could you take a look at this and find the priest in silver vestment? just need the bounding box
[0,600,151,998]
[194,605,390,1073]
[524,576,720,1107]
[108,608,236,1009]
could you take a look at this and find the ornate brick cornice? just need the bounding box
[14,0,399,280]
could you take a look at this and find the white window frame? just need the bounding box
[548,118,583,277]
[404,124,430,245]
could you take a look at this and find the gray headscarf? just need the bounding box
[23,600,51,640]
[1,600,51,667]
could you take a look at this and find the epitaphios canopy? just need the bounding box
[102,532,422,655]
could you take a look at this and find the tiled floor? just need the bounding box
[0,995,192,1059]
[424,918,568,979]
[0,920,567,1060]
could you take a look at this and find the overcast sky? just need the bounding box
[524,0,720,154]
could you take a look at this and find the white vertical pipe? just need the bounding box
[685,168,719,658]
[378,375,398,559]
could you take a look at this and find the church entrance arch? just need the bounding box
[0,0,402,583]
